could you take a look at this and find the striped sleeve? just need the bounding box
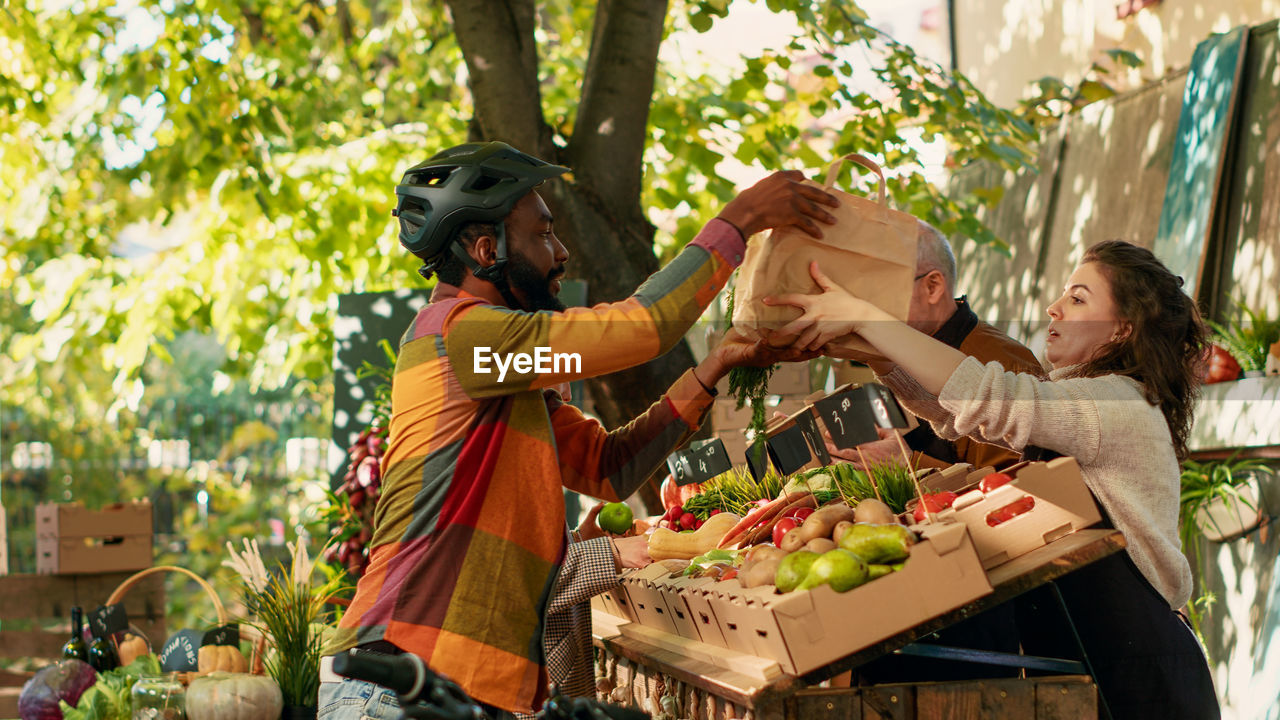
[443,220,745,399]
[547,369,714,501]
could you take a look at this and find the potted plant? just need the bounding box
[1180,454,1273,543]
[223,537,349,720]
[1207,301,1280,378]
[1178,454,1274,638]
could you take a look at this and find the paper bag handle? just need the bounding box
[823,153,887,206]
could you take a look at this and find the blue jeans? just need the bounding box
[318,678,401,720]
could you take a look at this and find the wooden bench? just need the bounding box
[0,571,165,719]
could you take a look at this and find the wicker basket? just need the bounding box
[107,564,267,680]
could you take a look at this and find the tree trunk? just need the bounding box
[445,0,687,511]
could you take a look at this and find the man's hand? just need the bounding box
[576,502,635,542]
[718,170,839,239]
[612,535,651,569]
[825,427,908,470]
[693,329,821,392]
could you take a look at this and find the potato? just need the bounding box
[804,537,837,554]
[831,520,855,545]
[780,528,807,553]
[795,503,856,545]
[854,498,897,525]
[741,556,783,588]
[742,544,786,571]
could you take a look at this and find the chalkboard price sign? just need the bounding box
[790,407,832,466]
[666,438,732,486]
[765,423,813,476]
[814,383,908,450]
[159,629,204,672]
[203,624,240,647]
[89,603,129,639]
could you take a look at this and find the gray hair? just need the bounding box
[916,219,956,295]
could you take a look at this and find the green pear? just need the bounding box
[838,522,913,565]
[797,549,869,593]
[775,551,819,593]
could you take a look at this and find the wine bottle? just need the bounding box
[61,606,89,661]
[87,626,120,671]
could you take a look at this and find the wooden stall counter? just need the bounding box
[593,529,1124,720]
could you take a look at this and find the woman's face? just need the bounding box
[1044,262,1128,369]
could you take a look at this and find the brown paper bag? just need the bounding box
[732,154,918,357]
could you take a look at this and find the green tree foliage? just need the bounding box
[2,0,1038,472]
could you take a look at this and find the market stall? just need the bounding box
[589,383,1123,720]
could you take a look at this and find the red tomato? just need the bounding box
[912,491,959,523]
[1204,345,1241,384]
[720,568,739,581]
[772,517,799,546]
[660,475,682,512]
[986,496,1036,527]
[979,473,1014,493]
[788,507,816,522]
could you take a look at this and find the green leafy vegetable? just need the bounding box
[60,655,162,720]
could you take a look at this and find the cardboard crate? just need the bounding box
[706,522,991,676]
[768,362,811,395]
[596,581,638,623]
[682,583,730,649]
[35,501,153,575]
[620,564,682,636]
[919,457,1102,570]
[652,574,716,642]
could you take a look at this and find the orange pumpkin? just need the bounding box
[198,644,248,674]
[117,632,150,666]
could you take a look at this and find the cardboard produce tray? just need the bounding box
[623,522,991,676]
[918,457,1101,569]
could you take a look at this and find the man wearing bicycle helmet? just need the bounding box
[321,141,838,718]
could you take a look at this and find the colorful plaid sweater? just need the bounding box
[325,220,746,712]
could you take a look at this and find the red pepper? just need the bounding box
[979,472,1014,493]
[986,496,1036,526]
[912,491,958,523]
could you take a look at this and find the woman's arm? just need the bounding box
[767,262,967,392]
[769,263,1107,462]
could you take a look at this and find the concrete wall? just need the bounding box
[954,0,1280,107]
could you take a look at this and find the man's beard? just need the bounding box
[501,250,566,312]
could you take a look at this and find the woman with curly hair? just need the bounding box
[769,240,1218,718]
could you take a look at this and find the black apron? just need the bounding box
[1014,445,1219,719]
[860,445,1220,719]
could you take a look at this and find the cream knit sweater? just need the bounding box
[880,356,1192,610]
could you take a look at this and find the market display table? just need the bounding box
[0,570,167,718]
[593,529,1124,720]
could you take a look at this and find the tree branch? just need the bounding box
[445,0,549,154]
[567,0,669,203]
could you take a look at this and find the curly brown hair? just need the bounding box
[1065,241,1208,460]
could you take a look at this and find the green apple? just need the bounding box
[597,502,634,535]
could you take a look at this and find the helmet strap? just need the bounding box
[449,222,510,286]
[471,222,510,284]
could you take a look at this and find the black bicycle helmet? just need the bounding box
[392,141,569,282]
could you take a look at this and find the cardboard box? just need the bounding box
[652,574,717,642]
[681,583,730,648]
[706,522,991,675]
[768,362,811,395]
[918,457,1102,569]
[620,564,682,636]
[35,501,152,575]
